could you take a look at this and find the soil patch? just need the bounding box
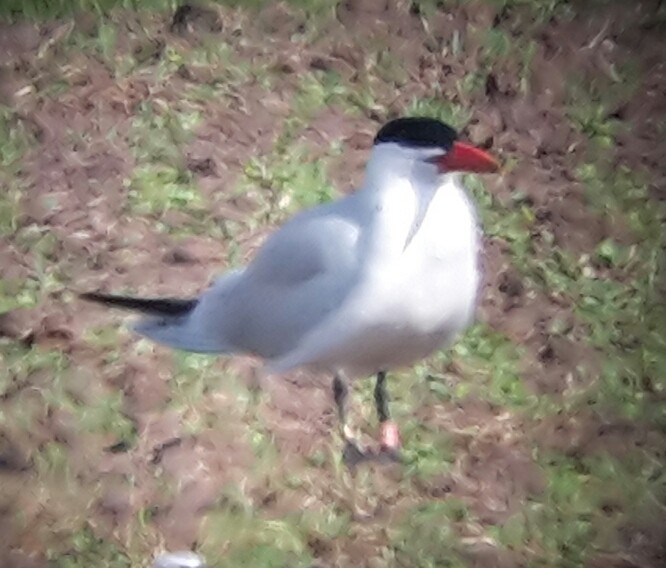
[1,1,664,565]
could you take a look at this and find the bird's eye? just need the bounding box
[425,154,445,164]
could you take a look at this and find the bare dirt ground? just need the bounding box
[1,1,664,567]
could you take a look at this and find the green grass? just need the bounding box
[0,0,341,21]
[127,163,204,218]
[493,451,663,566]
[484,0,574,23]
[0,344,68,415]
[0,107,33,236]
[463,154,663,565]
[0,186,22,237]
[291,72,358,120]
[404,97,472,131]
[452,324,533,407]
[47,525,133,568]
[238,141,339,221]
[0,0,174,20]
[203,509,313,568]
[0,107,33,171]
[1,2,664,567]
[389,501,471,568]
[466,49,662,565]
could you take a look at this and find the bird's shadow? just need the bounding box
[342,440,402,469]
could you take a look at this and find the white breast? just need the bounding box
[287,174,481,377]
[349,175,479,370]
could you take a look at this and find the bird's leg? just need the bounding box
[332,373,365,467]
[374,371,401,457]
[333,373,352,440]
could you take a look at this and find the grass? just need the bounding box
[127,163,204,218]
[0,0,174,20]
[497,451,663,566]
[0,0,341,22]
[389,501,471,568]
[0,1,664,567]
[0,107,33,237]
[203,509,313,568]
[404,97,472,131]
[47,525,133,568]
[471,55,663,566]
[239,141,339,221]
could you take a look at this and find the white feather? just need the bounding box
[134,142,481,378]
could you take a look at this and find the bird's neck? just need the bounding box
[361,170,446,253]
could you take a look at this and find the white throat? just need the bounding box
[362,143,472,252]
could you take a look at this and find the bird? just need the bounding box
[81,116,500,464]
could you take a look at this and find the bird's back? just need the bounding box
[184,194,366,358]
[267,174,481,376]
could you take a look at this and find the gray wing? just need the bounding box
[193,201,363,358]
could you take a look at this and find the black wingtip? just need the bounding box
[79,291,107,303]
[80,292,197,317]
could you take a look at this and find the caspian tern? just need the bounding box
[82,117,499,462]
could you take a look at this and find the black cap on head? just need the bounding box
[374,117,458,151]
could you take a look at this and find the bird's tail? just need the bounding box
[80,291,228,354]
[80,292,198,316]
